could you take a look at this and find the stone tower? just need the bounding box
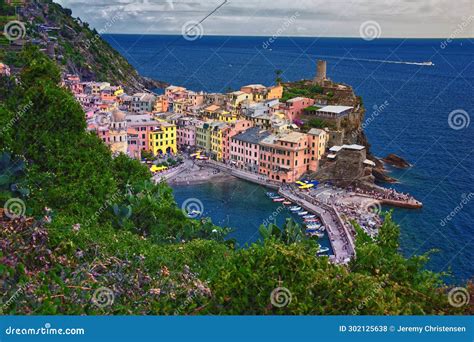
[314,60,327,84]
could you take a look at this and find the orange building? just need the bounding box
[258,131,319,183]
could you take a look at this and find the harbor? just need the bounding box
[160,157,422,264]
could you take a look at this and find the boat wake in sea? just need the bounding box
[307,54,435,66]
[264,50,435,66]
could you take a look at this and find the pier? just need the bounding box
[278,187,356,264]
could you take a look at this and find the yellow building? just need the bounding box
[266,85,283,100]
[113,86,124,96]
[149,122,177,155]
[217,110,237,123]
[196,122,212,152]
[210,122,228,161]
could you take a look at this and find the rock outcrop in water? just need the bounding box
[382,154,411,168]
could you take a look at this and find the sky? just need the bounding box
[55,0,474,38]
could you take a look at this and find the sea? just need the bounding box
[102,35,473,283]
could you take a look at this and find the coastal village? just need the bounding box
[1,54,422,264]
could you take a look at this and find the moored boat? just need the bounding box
[317,246,330,254]
[303,215,315,219]
[297,211,308,216]
[283,201,292,205]
[307,232,324,238]
[289,206,301,212]
[273,197,285,202]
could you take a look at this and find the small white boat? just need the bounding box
[289,206,301,212]
[283,201,292,205]
[310,232,324,238]
[303,215,315,219]
[317,247,330,254]
[273,198,285,202]
[297,211,309,216]
[306,224,321,230]
[304,218,319,223]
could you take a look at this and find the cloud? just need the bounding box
[55,0,473,38]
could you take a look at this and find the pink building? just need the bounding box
[177,118,198,149]
[280,97,315,122]
[222,119,253,162]
[230,127,270,172]
[127,128,141,159]
[126,114,160,153]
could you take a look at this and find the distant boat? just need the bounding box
[289,206,301,212]
[283,201,292,205]
[297,211,309,216]
[273,197,285,202]
[303,215,316,219]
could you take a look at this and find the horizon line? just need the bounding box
[99,33,473,40]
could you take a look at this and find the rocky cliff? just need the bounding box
[3,0,167,92]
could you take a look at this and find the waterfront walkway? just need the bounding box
[198,160,281,190]
[279,187,356,264]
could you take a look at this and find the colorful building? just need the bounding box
[280,97,315,122]
[259,131,316,183]
[230,127,270,172]
[308,128,328,167]
[149,122,177,155]
[127,128,141,159]
[196,122,213,153]
[210,122,228,161]
[221,119,253,162]
[126,114,160,152]
[108,109,128,155]
[132,93,156,113]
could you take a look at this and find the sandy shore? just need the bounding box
[167,163,234,185]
